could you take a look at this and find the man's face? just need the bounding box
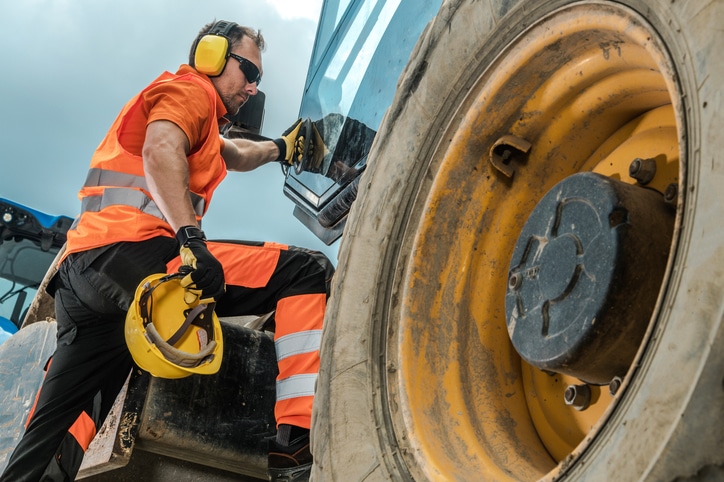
[212,36,263,115]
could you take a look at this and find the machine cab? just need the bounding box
[282,0,443,245]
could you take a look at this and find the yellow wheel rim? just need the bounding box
[387,4,680,480]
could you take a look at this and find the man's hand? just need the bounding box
[176,226,225,304]
[273,118,328,174]
[273,118,305,166]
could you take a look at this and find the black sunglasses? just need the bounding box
[228,53,262,86]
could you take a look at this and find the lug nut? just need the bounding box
[664,183,678,205]
[564,384,592,411]
[629,158,657,185]
[609,376,623,396]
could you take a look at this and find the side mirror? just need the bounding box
[223,91,266,138]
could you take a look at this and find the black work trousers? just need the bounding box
[0,237,178,482]
[0,237,334,482]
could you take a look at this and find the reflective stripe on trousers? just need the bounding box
[274,293,326,428]
[275,329,322,401]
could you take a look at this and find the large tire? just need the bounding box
[312,0,724,481]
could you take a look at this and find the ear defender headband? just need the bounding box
[194,20,237,76]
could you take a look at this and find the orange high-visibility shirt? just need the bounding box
[64,65,228,260]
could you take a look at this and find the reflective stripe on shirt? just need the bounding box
[83,167,149,189]
[76,168,206,220]
[70,188,166,229]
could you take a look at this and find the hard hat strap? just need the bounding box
[145,323,218,368]
[138,272,185,323]
[138,271,217,348]
[166,303,214,346]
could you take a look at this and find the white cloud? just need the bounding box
[264,0,323,21]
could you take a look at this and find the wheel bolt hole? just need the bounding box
[508,272,522,290]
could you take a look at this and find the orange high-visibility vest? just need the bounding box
[63,68,227,259]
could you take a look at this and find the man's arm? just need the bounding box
[143,120,198,231]
[221,136,280,172]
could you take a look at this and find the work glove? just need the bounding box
[273,118,305,166]
[176,226,225,304]
[273,118,328,174]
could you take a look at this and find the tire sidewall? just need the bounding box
[312,1,724,480]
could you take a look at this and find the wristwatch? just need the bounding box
[175,225,207,246]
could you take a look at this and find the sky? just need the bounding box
[0,0,340,261]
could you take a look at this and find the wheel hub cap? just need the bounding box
[506,172,674,384]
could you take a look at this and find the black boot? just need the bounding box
[268,424,312,482]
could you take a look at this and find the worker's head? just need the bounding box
[190,20,265,115]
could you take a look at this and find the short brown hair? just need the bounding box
[189,20,265,67]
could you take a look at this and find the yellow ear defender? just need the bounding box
[194,20,236,77]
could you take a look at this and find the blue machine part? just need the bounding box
[0,198,72,341]
[0,197,73,230]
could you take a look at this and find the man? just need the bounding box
[0,20,331,482]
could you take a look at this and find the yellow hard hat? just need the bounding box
[125,272,223,379]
